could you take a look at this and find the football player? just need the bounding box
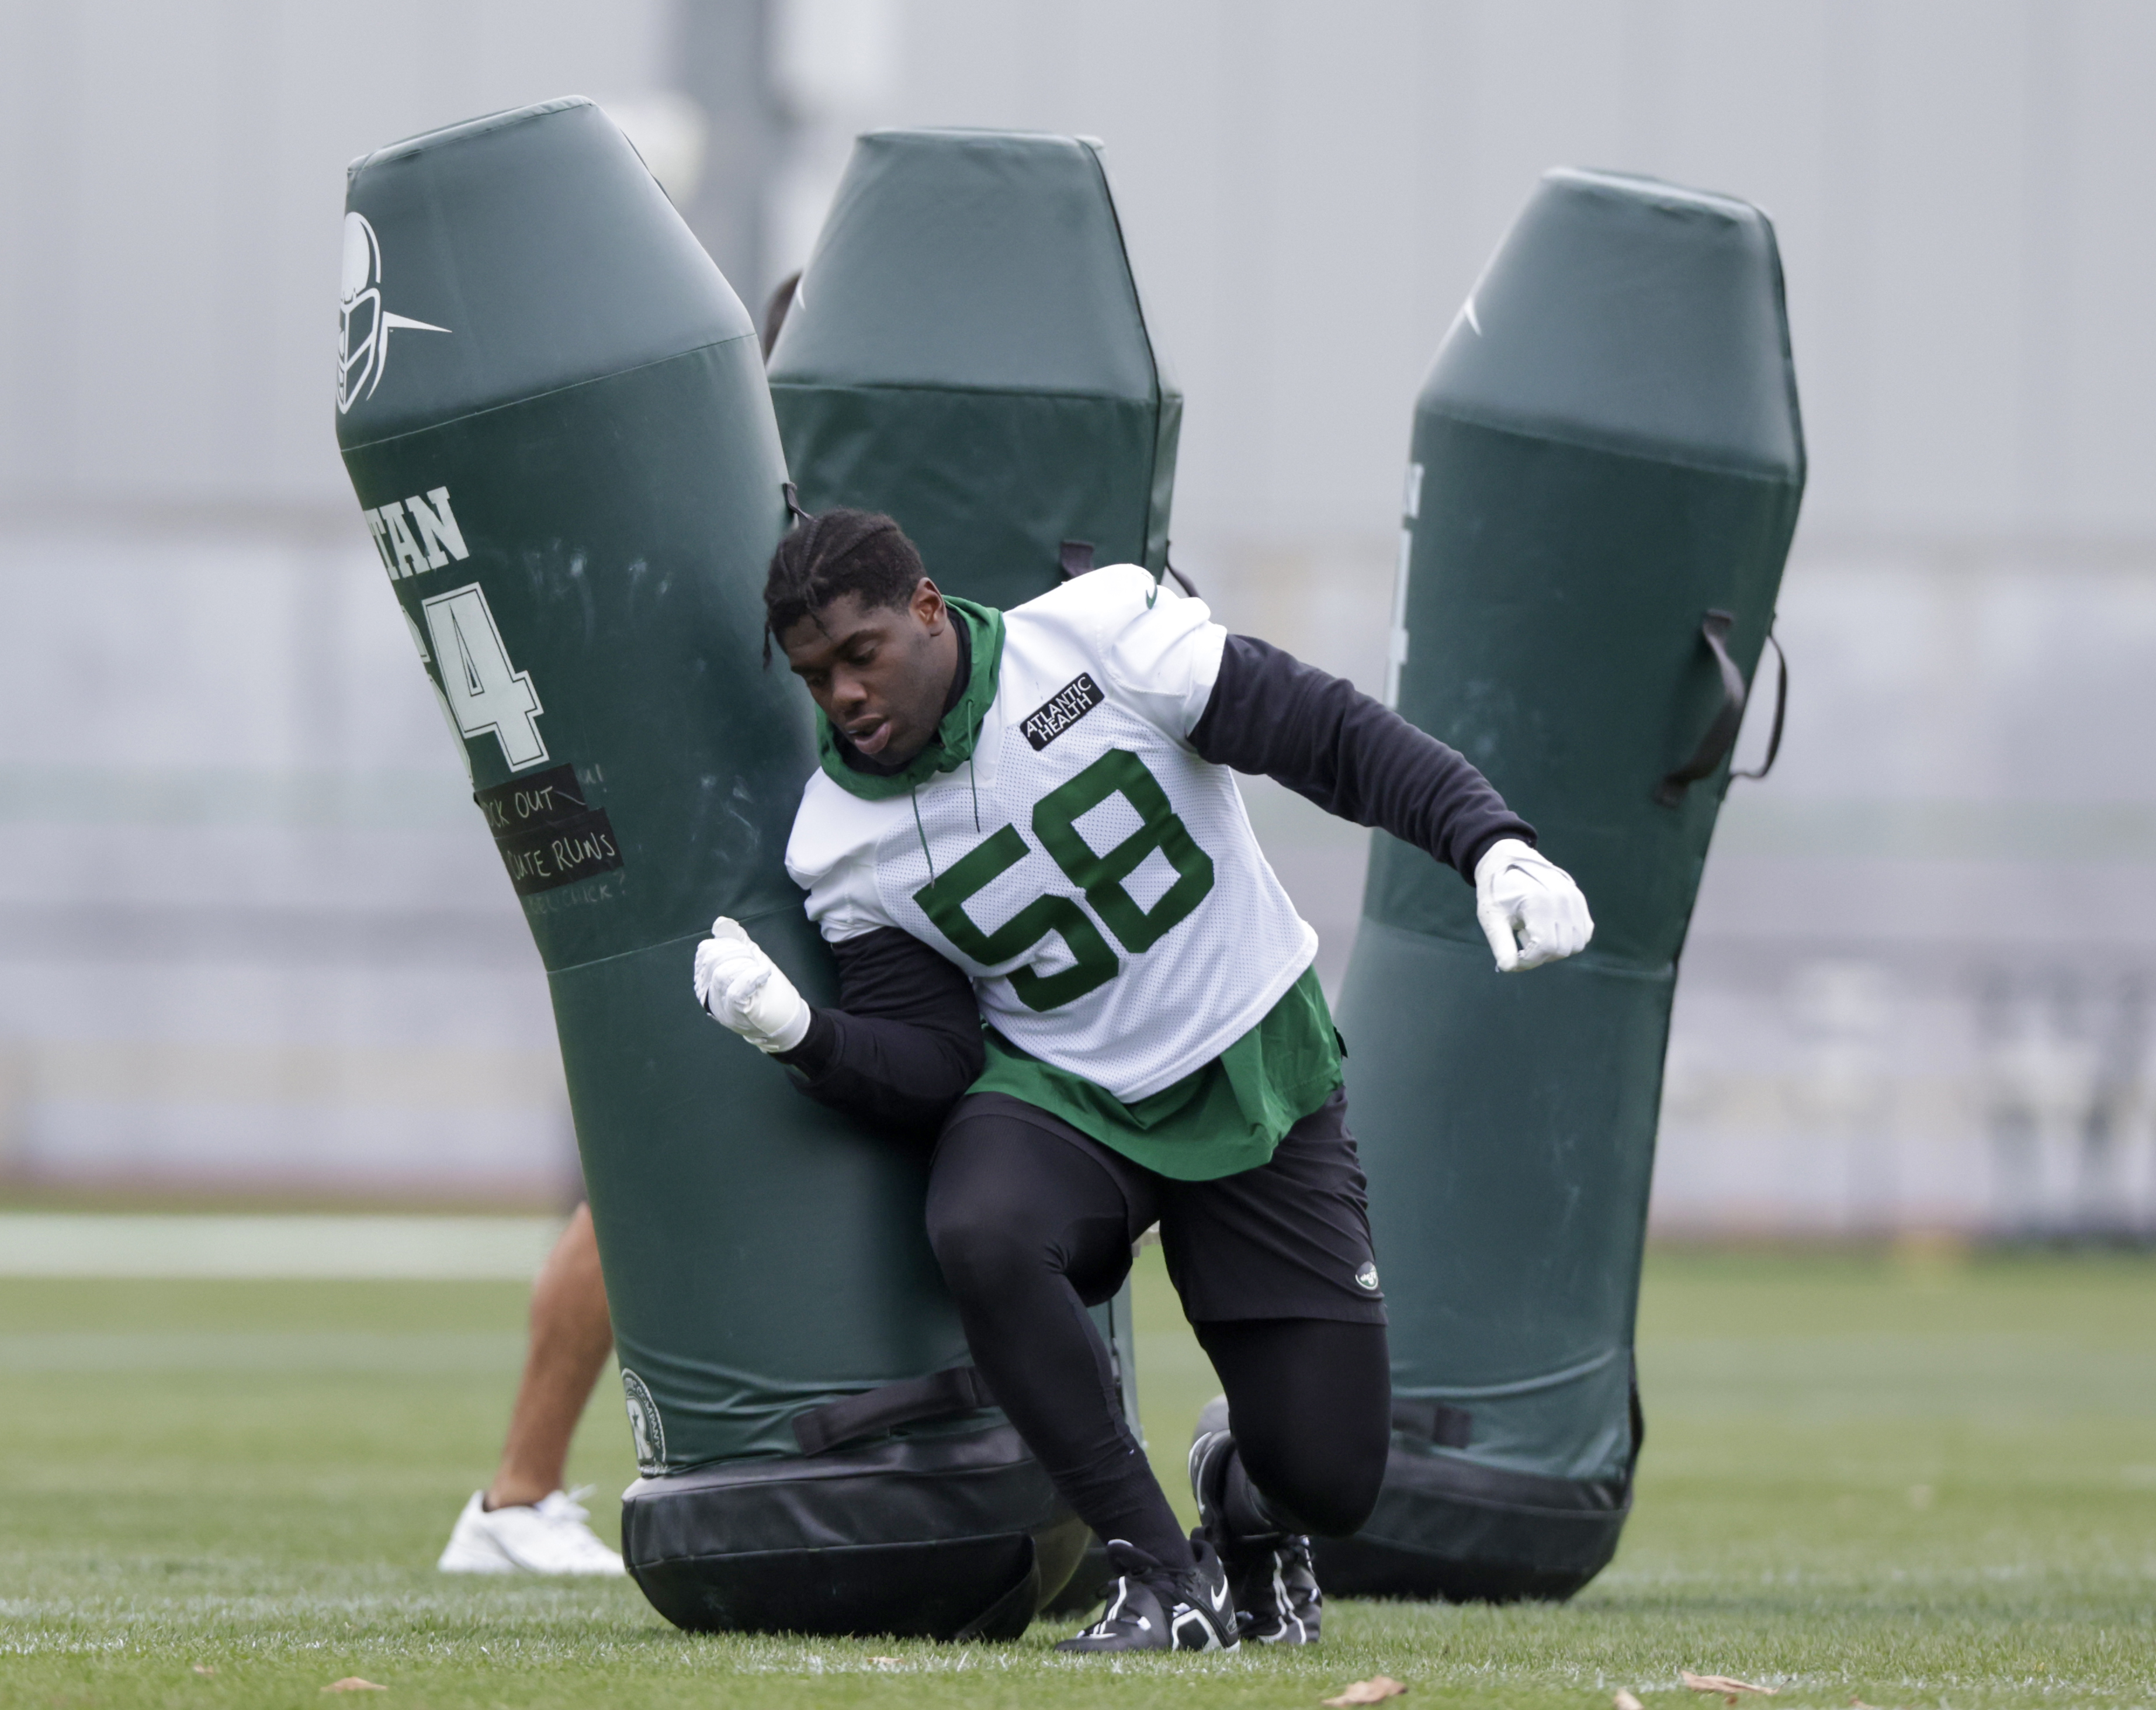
[694,508,1590,1652]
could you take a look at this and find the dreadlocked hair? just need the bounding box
[762,506,927,665]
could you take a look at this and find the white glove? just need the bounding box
[1474,838,1594,973]
[692,916,812,1053]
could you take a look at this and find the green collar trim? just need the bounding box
[816,598,1005,801]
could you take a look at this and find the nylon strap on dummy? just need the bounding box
[792,1365,998,1455]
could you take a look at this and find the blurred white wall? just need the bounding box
[793,0,2156,551]
[0,0,679,513]
[0,0,687,1196]
[15,0,2154,541]
[1,0,2153,1229]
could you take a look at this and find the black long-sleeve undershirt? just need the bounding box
[774,634,1534,1134]
[1188,634,1533,881]
[774,926,984,1139]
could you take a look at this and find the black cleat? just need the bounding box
[1190,1415,1322,1645]
[1054,1537,1240,1653]
[1225,1529,1320,1644]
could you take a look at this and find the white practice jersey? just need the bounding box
[785,566,1318,1103]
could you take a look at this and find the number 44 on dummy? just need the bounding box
[365,484,549,776]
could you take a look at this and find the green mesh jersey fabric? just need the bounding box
[968,964,1343,1181]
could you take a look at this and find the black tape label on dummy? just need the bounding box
[1020,673,1105,751]
[475,764,625,896]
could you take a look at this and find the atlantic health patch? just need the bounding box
[1020,673,1105,750]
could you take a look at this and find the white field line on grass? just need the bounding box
[0,1213,563,1280]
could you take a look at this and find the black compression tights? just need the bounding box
[923,1109,1391,1569]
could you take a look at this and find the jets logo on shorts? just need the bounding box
[1355,1262,1380,1291]
[621,1369,667,1475]
[338,210,450,414]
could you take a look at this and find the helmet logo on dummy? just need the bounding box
[337,211,450,414]
[1356,1262,1380,1291]
[621,1369,667,1476]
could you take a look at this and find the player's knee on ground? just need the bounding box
[1237,1421,1388,1538]
[1200,1317,1392,1537]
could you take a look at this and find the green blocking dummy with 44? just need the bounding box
[333,97,1082,1639]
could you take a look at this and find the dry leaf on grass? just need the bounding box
[1614,1691,1645,1710]
[321,1680,386,1694]
[1682,1673,1775,1705]
[1322,1678,1409,1706]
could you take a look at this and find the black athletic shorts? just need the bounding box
[944,1087,1387,1326]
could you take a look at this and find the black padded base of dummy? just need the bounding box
[1311,1443,1630,1604]
[622,1422,1090,1638]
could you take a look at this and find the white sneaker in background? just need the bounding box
[435,1487,626,1576]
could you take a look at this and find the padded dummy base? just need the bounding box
[1311,1442,1630,1603]
[622,1422,1090,1638]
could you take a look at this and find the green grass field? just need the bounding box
[3,1243,2152,1708]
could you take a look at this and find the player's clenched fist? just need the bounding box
[1473,839,1593,973]
[692,917,812,1053]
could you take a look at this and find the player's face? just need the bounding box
[779,580,955,764]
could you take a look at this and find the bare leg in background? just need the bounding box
[486,1202,613,1510]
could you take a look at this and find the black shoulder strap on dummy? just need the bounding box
[792,1366,997,1456]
